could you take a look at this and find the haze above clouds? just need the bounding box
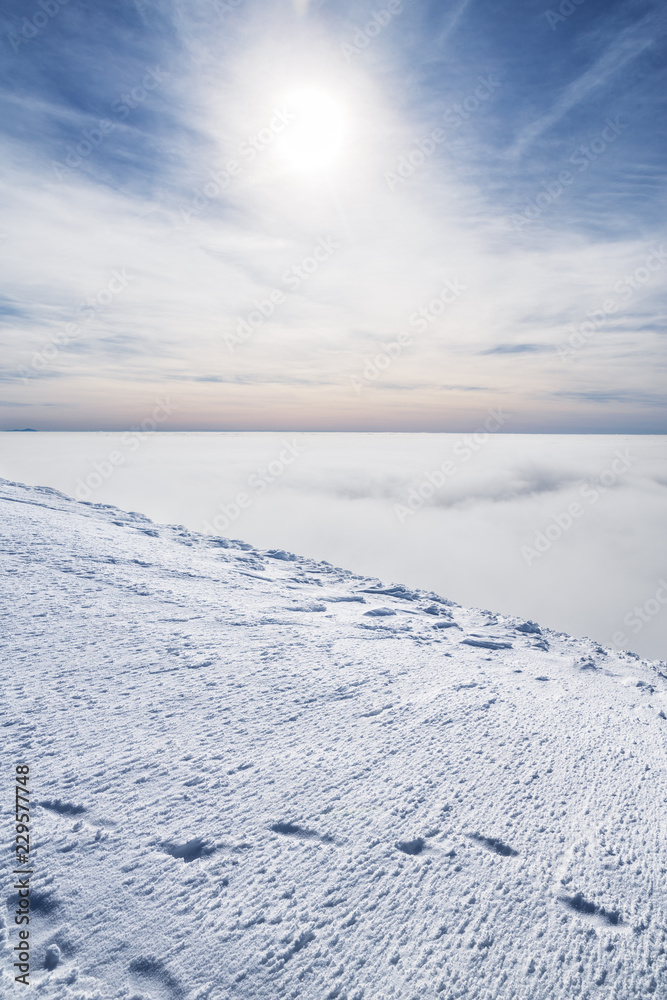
[2,431,665,659]
[1,0,666,431]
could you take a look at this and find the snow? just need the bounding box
[1,431,666,660]
[1,477,666,1000]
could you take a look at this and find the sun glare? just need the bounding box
[274,87,346,172]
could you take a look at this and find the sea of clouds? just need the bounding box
[1,431,665,660]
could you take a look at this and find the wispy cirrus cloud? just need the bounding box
[0,0,665,430]
[510,6,665,156]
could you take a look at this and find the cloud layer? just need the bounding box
[2,430,665,659]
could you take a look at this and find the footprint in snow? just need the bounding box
[160,837,216,862]
[7,889,61,917]
[40,799,86,816]
[270,821,318,839]
[44,944,61,970]
[396,837,426,856]
[129,956,182,997]
[469,833,518,857]
[360,704,393,717]
[559,893,623,926]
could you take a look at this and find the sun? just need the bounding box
[274,87,346,172]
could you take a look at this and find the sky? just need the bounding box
[0,0,666,431]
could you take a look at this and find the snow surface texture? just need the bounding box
[1,477,666,1000]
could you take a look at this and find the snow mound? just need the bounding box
[1,477,666,999]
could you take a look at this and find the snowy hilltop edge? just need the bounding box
[1,474,664,679]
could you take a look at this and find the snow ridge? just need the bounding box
[1,477,666,999]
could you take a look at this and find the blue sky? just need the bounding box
[0,0,665,430]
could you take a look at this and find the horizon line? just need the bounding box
[2,428,666,436]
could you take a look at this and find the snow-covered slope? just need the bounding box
[1,477,666,1000]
